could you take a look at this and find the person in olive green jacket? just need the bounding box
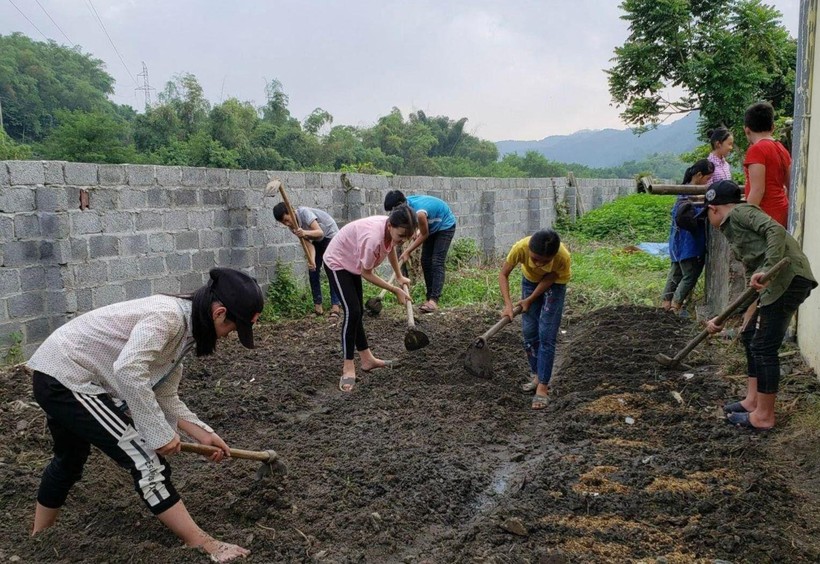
[702,180,817,431]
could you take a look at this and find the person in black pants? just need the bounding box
[27,268,263,562]
[384,191,457,313]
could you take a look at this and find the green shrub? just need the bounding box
[446,238,481,269]
[261,262,312,320]
[570,193,675,243]
[3,331,24,366]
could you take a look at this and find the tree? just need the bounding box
[0,33,116,142]
[608,0,796,144]
[38,109,137,163]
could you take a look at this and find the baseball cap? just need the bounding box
[704,180,744,206]
[208,268,264,348]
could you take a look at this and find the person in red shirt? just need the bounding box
[743,101,791,227]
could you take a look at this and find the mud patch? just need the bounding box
[1,305,819,563]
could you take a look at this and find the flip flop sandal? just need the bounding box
[521,380,538,393]
[419,303,437,313]
[531,394,550,410]
[339,374,356,392]
[723,401,749,414]
[726,411,771,432]
[362,359,400,373]
[328,311,340,323]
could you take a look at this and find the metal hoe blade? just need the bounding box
[404,329,430,351]
[464,338,493,379]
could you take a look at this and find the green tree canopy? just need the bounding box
[38,109,137,163]
[607,0,796,145]
[0,33,116,142]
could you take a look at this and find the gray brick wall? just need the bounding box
[0,160,635,358]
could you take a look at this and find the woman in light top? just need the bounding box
[707,126,734,182]
[323,205,418,392]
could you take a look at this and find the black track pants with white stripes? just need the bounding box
[325,267,369,360]
[32,371,180,515]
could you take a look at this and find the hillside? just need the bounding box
[496,112,700,168]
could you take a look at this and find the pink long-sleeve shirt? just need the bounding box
[324,215,394,275]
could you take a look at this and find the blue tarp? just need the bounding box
[637,242,669,257]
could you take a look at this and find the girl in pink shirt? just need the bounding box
[324,205,417,391]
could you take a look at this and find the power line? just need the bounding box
[7,0,50,41]
[34,0,73,45]
[84,0,137,85]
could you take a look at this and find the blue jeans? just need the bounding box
[521,278,567,385]
[309,238,340,307]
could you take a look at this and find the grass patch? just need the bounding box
[569,193,675,243]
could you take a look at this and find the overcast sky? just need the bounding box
[0,0,802,141]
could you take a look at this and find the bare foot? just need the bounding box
[314,305,324,315]
[197,538,250,562]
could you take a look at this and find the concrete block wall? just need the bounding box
[1,160,635,357]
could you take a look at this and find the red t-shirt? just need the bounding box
[743,139,791,226]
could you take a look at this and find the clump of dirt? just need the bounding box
[1,304,818,563]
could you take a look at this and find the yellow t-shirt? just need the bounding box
[506,237,571,284]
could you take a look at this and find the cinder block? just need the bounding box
[174,231,199,250]
[103,211,134,233]
[14,213,41,239]
[246,189,263,208]
[98,165,126,185]
[89,235,119,258]
[47,290,76,313]
[64,162,98,186]
[203,189,227,206]
[20,266,45,292]
[8,292,45,317]
[173,189,198,207]
[139,256,166,277]
[92,285,125,308]
[192,250,216,271]
[0,187,36,213]
[230,228,249,247]
[229,210,253,228]
[3,240,40,266]
[126,165,156,186]
[7,161,45,185]
[71,239,89,261]
[136,210,163,231]
[206,168,229,187]
[200,229,224,249]
[87,188,119,210]
[71,211,103,235]
[146,188,171,208]
[151,277,179,294]
[178,271,204,292]
[44,161,66,185]
[125,279,151,300]
[76,288,92,312]
[187,210,212,230]
[228,190,248,209]
[249,171,270,189]
[0,269,21,295]
[119,189,147,209]
[109,258,140,281]
[120,234,148,256]
[155,166,181,187]
[0,162,9,187]
[74,261,108,287]
[163,210,188,229]
[166,252,192,273]
[181,167,207,187]
[229,248,252,268]
[36,187,69,212]
[228,170,250,189]
[48,315,72,334]
[24,317,51,342]
[0,216,12,243]
[216,248,231,265]
[149,233,174,253]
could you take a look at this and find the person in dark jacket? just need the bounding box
[661,159,715,316]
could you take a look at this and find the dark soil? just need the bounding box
[1,305,819,563]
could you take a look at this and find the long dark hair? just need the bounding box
[171,286,219,357]
[681,159,715,185]
[388,203,418,232]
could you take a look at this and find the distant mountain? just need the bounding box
[496,112,700,168]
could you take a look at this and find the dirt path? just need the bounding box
[1,305,818,563]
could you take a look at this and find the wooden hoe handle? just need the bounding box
[277,182,316,270]
[479,305,523,343]
[180,442,274,463]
